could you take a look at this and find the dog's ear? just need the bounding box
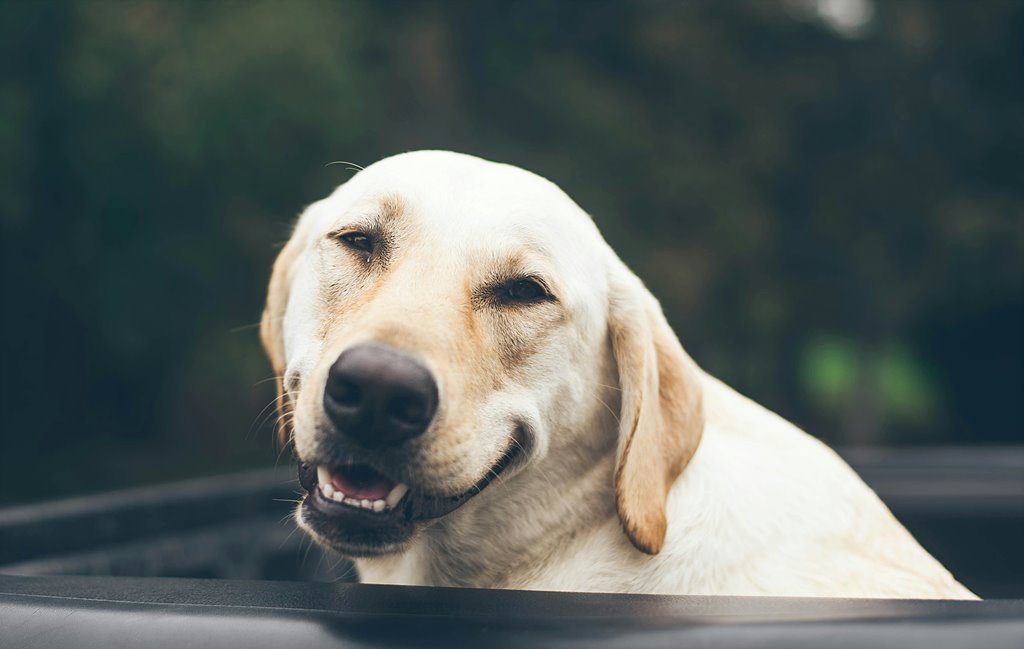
[260,229,303,448]
[608,267,704,555]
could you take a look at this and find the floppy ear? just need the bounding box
[260,230,303,448]
[609,268,704,555]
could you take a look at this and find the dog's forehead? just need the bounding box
[321,151,601,250]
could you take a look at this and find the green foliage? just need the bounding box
[801,337,938,441]
[801,337,859,408]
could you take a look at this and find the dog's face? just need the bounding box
[262,151,703,558]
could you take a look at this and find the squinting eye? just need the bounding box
[501,278,548,304]
[337,231,374,254]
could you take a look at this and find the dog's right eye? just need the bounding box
[334,231,374,256]
[492,277,552,306]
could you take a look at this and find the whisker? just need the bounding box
[277,515,303,550]
[229,322,264,333]
[578,380,622,423]
[248,392,293,440]
[314,545,327,576]
[325,160,365,172]
[252,375,286,387]
[300,534,316,569]
[275,434,297,466]
[247,393,289,440]
[591,392,620,425]
[332,559,358,583]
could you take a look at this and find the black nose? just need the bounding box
[323,343,438,448]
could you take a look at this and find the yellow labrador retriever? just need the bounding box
[261,150,975,598]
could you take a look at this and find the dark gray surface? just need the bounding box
[1,575,1022,649]
[0,468,297,565]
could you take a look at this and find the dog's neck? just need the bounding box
[355,429,619,588]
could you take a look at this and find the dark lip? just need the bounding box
[405,441,523,519]
[298,441,523,524]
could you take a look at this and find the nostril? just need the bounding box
[388,394,429,425]
[328,378,362,407]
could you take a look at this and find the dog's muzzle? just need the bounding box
[296,343,523,555]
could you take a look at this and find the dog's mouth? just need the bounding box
[310,464,409,514]
[297,442,522,555]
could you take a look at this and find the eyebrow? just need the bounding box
[377,193,405,222]
[481,252,561,298]
[327,193,406,236]
[491,252,542,281]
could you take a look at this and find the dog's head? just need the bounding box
[261,151,703,557]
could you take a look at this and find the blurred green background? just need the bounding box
[1,0,1020,504]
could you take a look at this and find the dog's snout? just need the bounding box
[324,343,438,447]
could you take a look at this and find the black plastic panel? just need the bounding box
[1,574,1023,649]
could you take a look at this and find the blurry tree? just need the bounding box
[0,0,1020,503]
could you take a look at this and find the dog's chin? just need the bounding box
[296,441,523,558]
[298,492,419,558]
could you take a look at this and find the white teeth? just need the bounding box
[314,466,408,513]
[317,466,332,488]
[318,466,335,499]
[385,483,409,508]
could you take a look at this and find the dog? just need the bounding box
[261,150,975,598]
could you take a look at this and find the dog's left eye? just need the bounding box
[335,231,374,255]
[498,278,550,304]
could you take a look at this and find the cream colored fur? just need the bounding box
[262,150,976,599]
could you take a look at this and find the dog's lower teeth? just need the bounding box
[316,465,404,513]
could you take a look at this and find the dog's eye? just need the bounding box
[498,278,549,304]
[335,231,374,255]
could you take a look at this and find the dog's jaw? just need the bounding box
[295,438,525,558]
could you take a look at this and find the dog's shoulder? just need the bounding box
[649,374,976,598]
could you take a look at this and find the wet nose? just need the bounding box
[323,343,438,448]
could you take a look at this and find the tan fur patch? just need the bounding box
[378,193,405,222]
[318,193,410,339]
[468,252,566,373]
